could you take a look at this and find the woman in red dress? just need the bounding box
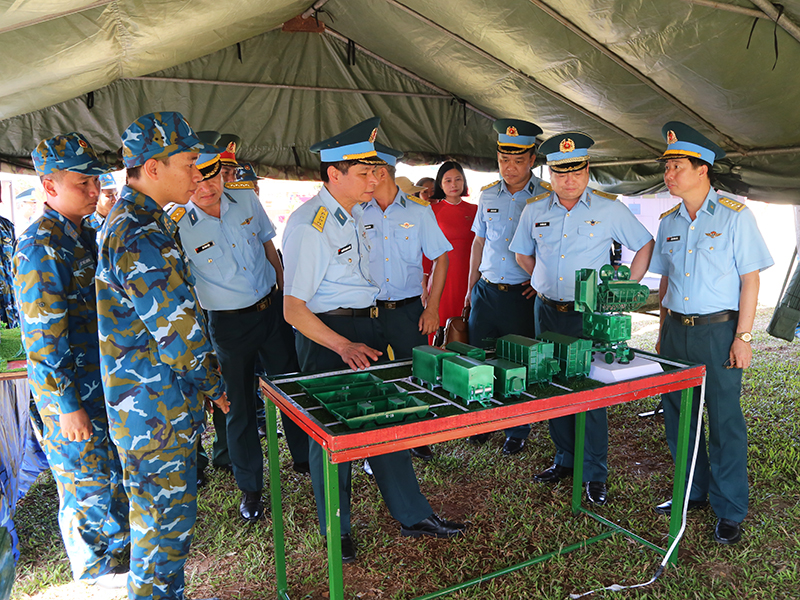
[423,161,476,344]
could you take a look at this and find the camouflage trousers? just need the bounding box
[37,403,129,582]
[117,442,198,600]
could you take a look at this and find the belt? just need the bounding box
[537,293,574,313]
[319,306,379,318]
[213,287,277,315]
[668,309,738,327]
[376,296,419,310]
[481,277,527,292]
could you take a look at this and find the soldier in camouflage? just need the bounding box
[96,112,229,600]
[13,132,130,587]
[0,196,17,328]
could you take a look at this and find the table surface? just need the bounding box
[261,349,705,463]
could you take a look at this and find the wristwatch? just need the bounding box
[735,332,752,343]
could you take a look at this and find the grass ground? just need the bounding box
[11,308,800,600]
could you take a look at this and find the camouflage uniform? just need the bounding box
[13,208,129,581]
[1,215,18,328]
[96,184,224,600]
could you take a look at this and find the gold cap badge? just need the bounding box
[506,126,519,137]
[226,141,237,153]
[559,138,575,153]
[369,128,377,143]
[667,130,678,145]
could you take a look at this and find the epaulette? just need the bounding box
[717,196,745,212]
[527,191,550,204]
[170,207,186,223]
[481,180,501,192]
[540,181,552,192]
[591,189,617,201]
[406,193,430,207]
[659,203,681,220]
[312,206,328,232]
[225,181,255,190]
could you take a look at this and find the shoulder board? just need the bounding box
[406,193,429,207]
[481,180,501,192]
[170,207,186,223]
[527,192,550,204]
[225,181,255,190]
[312,206,328,232]
[717,196,745,212]
[540,181,552,192]
[659,203,681,220]
[591,189,617,201]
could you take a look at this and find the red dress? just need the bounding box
[424,199,477,342]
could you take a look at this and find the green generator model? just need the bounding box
[445,341,486,361]
[412,345,458,389]
[495,334,560,384]
[485,358,526,398]
[441,355,494,407]
[537,332,592,381]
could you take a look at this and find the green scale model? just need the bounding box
[537,332,593,381]
[496,334,560,384]
[441,355,494,407]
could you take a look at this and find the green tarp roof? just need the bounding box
[2,0,800,202]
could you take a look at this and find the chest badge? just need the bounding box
[195,241,215,253]
[705,231,722,238]
[364,223,374,230]
[399,222,414,229]
[535,222,550,228]
[487,208,499,213]
[240,217,253,226]
[338,244,352,255]
[666,235,681,242]
[585,220,601,226]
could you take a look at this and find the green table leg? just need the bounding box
[667,386,695,565]
[265,402,289,598]
[572,411,586,515]
[324,451,344,599]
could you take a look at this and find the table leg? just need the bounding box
[324,451,344,599]
[265,402,289,598]
[572,411,586,515]
[667,386,694,565]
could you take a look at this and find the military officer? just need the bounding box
[510,132,654,505]
[362,142,452,460]
[96,112,229,600]
[651,122,773,544]
[282,117,465,564]
[466,119,552,455]
[0,189,18,328]
[14,133,129,587]
[172,148,308,523]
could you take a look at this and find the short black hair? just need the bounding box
[320,160,358,183]
[431,161,469,200]
[686,156,716,184]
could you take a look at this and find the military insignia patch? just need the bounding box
[591,189,618,200]
[585,220,601,226]
[226,141,237,153]
[76,256,93,269]
[195,241,214,253]
[338,244,352,255]
[369,128,377,143]
[541,181,553,191]
[506,126,519,137]
[718,196,745,212]
[399,222,414,229]
[334,208,348,226]
[241,217,253,226]
[705,231,722,238]
[487,208,499,213]
[78,138,88,148]
[666,235,681,242]
[667,130,678,145]
[481,180,501,192]
[535,222,550,227]
[312,207,328,232]
[660,203,681,220]
[560,138,575,153]
[527,191,550,203]
[170,207,186,223]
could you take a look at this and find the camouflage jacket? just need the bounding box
[1,215,19,328]
[13,207,102,414]
[96,186,224,451]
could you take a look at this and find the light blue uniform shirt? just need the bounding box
[172,187,276,311]
[283,185,379,314]
[472,175,552,285]
[510,188,652,301]
[649,189,773,314]
[362,187,452,301]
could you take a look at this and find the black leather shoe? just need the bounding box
[655,498,708,515]
[533,464,573,483]
[197,469,208,489]
[468,433,491,445]
[325,533,356,563]
[239,491,264,522]
[502,437,525,456]
[714,518,742,544]
[401,514,466,538]
[292,461,310,474]
[586,481,608,505]
[410,445,434,460]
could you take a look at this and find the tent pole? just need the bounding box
[302,0,333,19]
[677,0,767,19]
[748,0,800,44]
[0,1,114,35]
[377,0,662,156]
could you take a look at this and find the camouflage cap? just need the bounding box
[121,111,204,168]
[99,173,117,189]
[31,132,113,176]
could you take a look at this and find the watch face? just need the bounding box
[738,332,752,342]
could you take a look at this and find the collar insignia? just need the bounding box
[705,231,722,238]
[188,209,198,225]
[334,208,348,226]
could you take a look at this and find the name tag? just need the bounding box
[195,241,215,253]
[487,208,499,213]
[535,222,550,227]
[666,236,681,242]
[364,224,374,230]
[76,256,93,270]
[338,244,352,255]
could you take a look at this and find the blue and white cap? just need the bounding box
[374,142,403,166]
[310,117,387,165]
[539,132,594,173]
[659,121,725,166]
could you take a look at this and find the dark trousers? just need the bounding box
[660,316,748,522]
[296,313,432,535]
[535,297,608,482]
[377,299,427,359]
[469,277,536,440]
[208,294,307,493]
